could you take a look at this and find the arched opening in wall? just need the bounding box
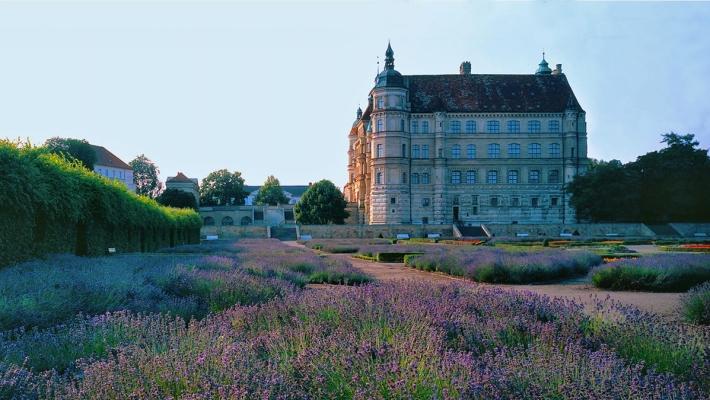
[221,216,234,226]
[240,216,253,226]
[203,217,215,226]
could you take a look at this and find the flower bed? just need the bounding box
[591,254,710,292]
[405,247,602,284]
[1,283,705,398]
[662,244,710,253]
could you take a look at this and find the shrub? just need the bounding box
[376,252,424,263]
[0,140,201,267]
[681,282,710,324]
[405,247,601,284]
[591,254,710,292]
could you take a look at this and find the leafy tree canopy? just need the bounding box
[255,175,288,206]
[157,188,198,210]
[129,154,163,198]
[200,169,247,206]
[568,133,710,222]
[294,180,349,224]
[44,137,97,170]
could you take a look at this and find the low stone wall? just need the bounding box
[484,223,655,238]
[299,224,454,239]
[201,225,268,239]
[669,223,710,237]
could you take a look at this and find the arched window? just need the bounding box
[528,143,542,158]
[451,144,461,159]
[240,216,253,226]
[412,173,420,184]
[487,120,500,133]
[507,170,519,184]
[507,120,520,133]
[486,170,498,184]
[421,121,430,133]
[508,143,520,158]
[549,120,560,132]
[549,143,561,157]
[450,120,461,133]
[465,120,476,134]
[203,216,215,226]
[487,143,500,158]
[376,172,382,184]
[467,144,476,159]
[377,119,383,132]
[221,216,234,226]
[528,120,541,133]
[451,171,461,184]
[411,120,419,133]
[466,170,476,184]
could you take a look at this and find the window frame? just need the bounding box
[528,120,541,133]
[486,120,500,133]
[507,120,520,133]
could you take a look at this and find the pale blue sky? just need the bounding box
[1,1,709,187]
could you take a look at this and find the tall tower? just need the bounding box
[368,43,411,224]
[562,94,588,223]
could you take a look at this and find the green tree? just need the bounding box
[44,137,97,170]
[157,188,198,210]
[294,180,349,224]
[200,169,247,206]
[129,154,163,198]
[568,133,710,222]
[255,175,288,206]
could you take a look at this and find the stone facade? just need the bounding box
[199,205,296,227]
[166,172,200,204]
[344,44,589,225]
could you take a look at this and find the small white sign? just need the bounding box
[560,233,573,237]
[516,233,529,237]
[107,248,116,254]
[605,233,619,237]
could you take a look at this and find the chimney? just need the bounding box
[552,64,563,75]
[459,61,471,75]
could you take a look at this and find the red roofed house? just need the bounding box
[166,172,200,205]
[92,145,135,192]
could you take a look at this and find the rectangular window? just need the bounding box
[511,197,520,207]
[453,195,460,205]
[467,144,476,159]
[531,197,539,208]
[402,143,406,157]
[529,170,540,184]
[507,170,519,184]
[422,145,429,158]
[466,170,476,184]
[451,145,461,159]
[487,120,500,133]
[472,195,478,205]
[528,120,541,133]
[549,143,561,157]
[487,143,500,158]
[466,120,476,133]
[376,172,382,184]
[376,144,384,158]
[450,120,461,133]
[549,120,560,132]
[551,197,559,206]
[422,198,430,207]
[376,119,383,132]
[422,173,430,184]
[451,170,461,184]
[487,170,498,184]
[412,145,420,158]
[390,197,396,204]
[472,206,478,215]
[412,173,420,184]
[507,120,520,133]
[401,172,407,184]
[548,169,560,184]
[490,196,499,207]
[411,120,419,133]
[422,217,429,224]
[422,121,429,133]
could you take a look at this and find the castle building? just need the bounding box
[344,44,588,225]
[91,144,135,192]
[166,172,200,205]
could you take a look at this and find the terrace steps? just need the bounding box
[645,223,682,237]
[456,224,488,238]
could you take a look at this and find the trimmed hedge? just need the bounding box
[0,140,201,266]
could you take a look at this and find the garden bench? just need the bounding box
[396,233,410,240]
[516,233,529,237]
[205,235,219,240]
[427,233,441,239]
[693,232,707,237]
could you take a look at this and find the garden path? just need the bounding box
[285,241,684,320]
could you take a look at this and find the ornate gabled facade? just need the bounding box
[344,44,589,225]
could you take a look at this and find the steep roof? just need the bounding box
[405,74,583,114]
[91,145,131,170]
[166,172,194,183]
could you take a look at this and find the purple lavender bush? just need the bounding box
[681,282,710,324]
[1,283,705,399]
[591,254,710,292]
[406,247,601,283]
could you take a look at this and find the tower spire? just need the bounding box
[384,41,394,70]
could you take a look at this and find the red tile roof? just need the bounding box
[91,145,131,170]
[166,172,194,183]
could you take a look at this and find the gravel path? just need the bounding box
[287,241,683,320]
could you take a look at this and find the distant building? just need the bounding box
[344,44,589,225]
[166,172,200,205]
[244,185,309,206]
[92,145,135,191]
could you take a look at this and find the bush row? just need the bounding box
[0,140,201,266]
[590,254,710,292]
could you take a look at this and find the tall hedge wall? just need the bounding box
[0,140,201,267]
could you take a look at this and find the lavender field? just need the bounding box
[1,240,708,399]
